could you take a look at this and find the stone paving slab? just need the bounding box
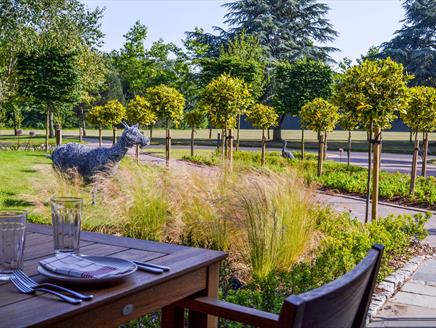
[401,282,436,297]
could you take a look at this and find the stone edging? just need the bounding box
[366,254,429,322]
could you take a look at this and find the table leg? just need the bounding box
[188,262,219,328]
[161,304,184,328]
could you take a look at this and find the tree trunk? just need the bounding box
[135,144,140,162]
[45,111,49,152]
[371,127,381,221]
[190,127,195,157]
[272,114,285,141]
[165,120,171,167]
[228,128,233,170]
[209,126,212,139]
[81,107,87,137]
[223,127,227,160]
[323,133,328,161]
[49,110,55,138]
[261,129,266,166]
[236,114,240,151]
[301,128,305,160]
[409,130,413,143]
[12,107,18,136]
[365,121,373,223]
[422,132,429,177]
[55,125,62,146]
[410,131,419,195]
[112,127,117,145]
[267,128,270,140]
[347,130,352,167]
[317,131,324,177]
[98,127,102,147]
[79,127,83,143]
[149,126,153,139]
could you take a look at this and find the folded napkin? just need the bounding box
[40,254,131,279]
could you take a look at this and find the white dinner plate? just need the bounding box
[37,256,137,285]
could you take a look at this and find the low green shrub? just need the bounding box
[181,154,219,166]
[223,210,429,316]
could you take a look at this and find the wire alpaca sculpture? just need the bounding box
[282,140,295,159]
[50,123,150,182]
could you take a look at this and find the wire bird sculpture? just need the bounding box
[50,123,150,182]
[282,140,295,159]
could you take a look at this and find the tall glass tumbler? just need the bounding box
[51,197,82,254]
[0,210,27,280]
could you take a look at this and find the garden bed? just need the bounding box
[182,150,436,210]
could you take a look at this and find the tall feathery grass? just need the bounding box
[28,159,317,278]
[239,172,316,278]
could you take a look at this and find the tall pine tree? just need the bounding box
[380,0,435,86]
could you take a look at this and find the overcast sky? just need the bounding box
[83,0,405,64]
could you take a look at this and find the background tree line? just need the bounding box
[0,0,434,147]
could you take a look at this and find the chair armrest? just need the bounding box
[177,296,279,327]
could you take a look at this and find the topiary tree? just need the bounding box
[185,109,206,157]
[402,86,436,191]
[301,98,339,176]
[145,85,185,164]
[246,104,278,165]
[127,95,157,161]
[274,59,333,158]
[334,58,411,221]
[88,100,126,146]
[202,73,252,165]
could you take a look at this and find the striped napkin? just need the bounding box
[40,254,130,279]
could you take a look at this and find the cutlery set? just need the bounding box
[11,260,170,305]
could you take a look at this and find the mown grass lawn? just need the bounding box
[0,151,51,209]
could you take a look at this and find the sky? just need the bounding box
[82,0,405,65]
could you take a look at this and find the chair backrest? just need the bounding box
[278,244,384,328]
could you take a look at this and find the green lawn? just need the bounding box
[0,151,51,209]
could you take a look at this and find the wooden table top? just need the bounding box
[0,223,227,328]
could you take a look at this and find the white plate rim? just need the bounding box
[37,256,137,284]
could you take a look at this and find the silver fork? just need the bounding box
[10,275,82,305]
[13,270,93,301]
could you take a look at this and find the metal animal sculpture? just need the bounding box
[50,123,150,182]
[282,140,295,159]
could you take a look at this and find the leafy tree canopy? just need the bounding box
[202,73,252,129]
[145,85,185,127]
[402,86,436,132]
[0,0,104,103]
[274,59,334,116]
[380,0,436,86]
[16,48,81,109]
[185,109,206,128]
[126,95,157,127]
[88,100,126,128]
[333,58,412,129]
[113,21,191,99]
[246,104,278,129]
[300,98,339,133]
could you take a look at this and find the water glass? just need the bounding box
[51,197,82,254]
[0,210,27,280]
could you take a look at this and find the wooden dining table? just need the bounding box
[0,223,227,328]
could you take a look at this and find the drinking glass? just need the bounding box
[50,197,82,254]
[0,210,27,280]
